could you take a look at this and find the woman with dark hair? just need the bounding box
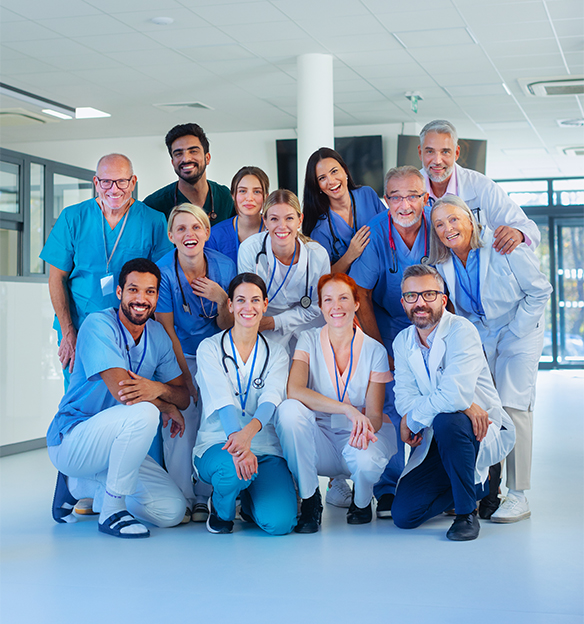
[302,147,386,273]
[206,166,269,264]
[274,273,396,532]
[193,273,297,535]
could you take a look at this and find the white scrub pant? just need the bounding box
[503,406,533,491]
[274,399,397,509]
[162,355,212,507]
[48,402,186,528]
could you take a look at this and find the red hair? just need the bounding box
[317,273,360,307]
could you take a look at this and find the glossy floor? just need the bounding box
[1,370,582,624]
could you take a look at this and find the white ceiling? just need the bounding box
[1,0,583,178]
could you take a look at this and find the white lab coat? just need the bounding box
[238,232,330,348]
[193,331,289,460]
[393,311,516,485]
[436,228,552,409]
[425,163,541,248]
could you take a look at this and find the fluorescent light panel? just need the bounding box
[75,107,110,119]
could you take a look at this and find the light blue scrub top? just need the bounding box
[46,309,181,446]
[310,186,386,264]
[40,198,172,334]
[206,217,264,265]
[349,207,431,356]
[156,248,236,356]
[452,247,485,322]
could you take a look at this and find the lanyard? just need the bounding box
[229,330,259,416]
[453,251,485,316]
[266,241,297,301]
[331,329,356,404]
[116,314,148,374]
[101,205,130,273]
[234,215,263,253]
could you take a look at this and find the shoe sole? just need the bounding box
[326,498,351,508]
[490,510,531,524]
[376,510,392,519]
[192,511,209,523]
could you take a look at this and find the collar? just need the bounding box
[423,164,458,201]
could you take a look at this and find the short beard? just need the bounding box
[121,301,150,326]
[392,210,423,229]
[425,164,453,184]
[176,162,206,186]
[406,305,442,330]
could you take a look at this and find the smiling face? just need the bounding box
[94,155,136,212]
[432,202,474,257]
[229,282,268,329]
[320,279,359,329]
[168,212,209,257]
[170,135,211,185]
[315,157,349,202]
[264,202,302,254]
[116,271,159,327]
[418,131,460,184]
[385,174,428,229]
[234,174,265,217]
[401,274,447,331]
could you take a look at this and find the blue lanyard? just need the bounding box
[332,329,356,404]
[234,216,263,253]
[453,251,485,317]
[229,330,259,416]
[116,315,148,374]
[266,241,296,302]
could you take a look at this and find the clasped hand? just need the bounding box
[223,429,258,481]
[118,370,162,405]
[347,408,377,450]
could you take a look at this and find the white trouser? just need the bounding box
[48,402,186,527]
[274,399,397,508]
[162,354,211,506]
[503,406,533,491]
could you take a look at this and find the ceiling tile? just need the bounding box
[395,28,475,48]
[434,68,503,85]
[196,57,266,76]
[409,44,487,64]
[85,0,184,12]
[483,39,560,57]
[462,1,548,24]
[494,53,567,71]
[272,0,370,20]
[0,20,61,42]
[77,32,166,53]
[0,6,25,22]
[318,32,402,54]
[192,2,287,25]
[42,53,125,72]
[349,62,424,80]
[335,49,414,67]
[104,48,194,67]
[0,0,99,19]
[147,26,234,47]
[377,8,465,32]
[180,44,255,62]
[221,20,307,42]
[4,38,93,57]
[553,18,584,37]
[362,0,455,12]
[546,0,584,20]
[471,21,554,42]
[446,84,509,97]
[37,15,134,37]
[0,58,65,75]
[559,36,584,53]
[298,14,386,39]
[243,38,328,59]
[0,46,28,60]
[112,8,209,31]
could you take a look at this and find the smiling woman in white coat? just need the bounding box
[430,195,552,523]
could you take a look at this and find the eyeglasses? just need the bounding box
[95,178,133,190]
[385,193,425,206]
[402,290,443,303]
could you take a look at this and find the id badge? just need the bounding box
[100,273,114,296]
[331,413,351,430]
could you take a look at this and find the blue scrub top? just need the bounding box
[452,247,485,322]
[156,247,236,355]
[349,208,431,355]
[310,186,386,263]
[47,309,181,446]
[40,198,172,333]
[207,217,238,264]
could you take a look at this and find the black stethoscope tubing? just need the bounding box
[326,189,357,263]
[174,181,216,221]
[387,211,430,274]
[220,330,270,390]
[174,249,217,318]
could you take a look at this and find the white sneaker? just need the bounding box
[325,478,352,508]
[490,494,531,523]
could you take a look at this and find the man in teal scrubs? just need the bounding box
[41,153,172,389]
[143,123,234,224]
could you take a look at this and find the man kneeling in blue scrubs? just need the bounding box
[391,265,515,541]
[48,259,189,539]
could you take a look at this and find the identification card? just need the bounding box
[100,273,114,296]
[331,413,351,430]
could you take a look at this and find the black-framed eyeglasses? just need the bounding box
[402,290,443,303]
[385,193,425,206]
[96,178,133,190]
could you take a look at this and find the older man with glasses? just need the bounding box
[41,153,172,391]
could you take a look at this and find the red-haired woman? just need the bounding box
[274,273,397,532]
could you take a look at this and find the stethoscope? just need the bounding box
[387,211,430,274]
[174,250,218,319]
[116,314,147,374]
[326,189,357,264]
[220,329,270,392]
[174,181,216,221]
[254,232,312,309]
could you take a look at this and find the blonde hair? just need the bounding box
[167,203,210,235]
[262,189,311,244]
[429,195,483,264]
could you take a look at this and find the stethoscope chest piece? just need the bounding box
[420,255,430,265]
[300,295,312,309]
[252,378,265,390]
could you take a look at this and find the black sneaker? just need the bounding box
[294,488,323,534]
[375,493,394,519]
[206,497,233,534]
[478,462,502,520]
[347,490,372,525]
[446,509,480,541]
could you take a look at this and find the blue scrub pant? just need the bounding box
[392,412,487,529]
[373,379,405,498]
[194,444,297,535]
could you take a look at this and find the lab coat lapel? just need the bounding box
[407,335,433,395]
[287,238,306,291]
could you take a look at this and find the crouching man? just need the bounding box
[391,264,515,541]
[48,258,189,539]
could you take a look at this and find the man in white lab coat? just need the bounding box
[418,119,540,254]
[391,264,515,541]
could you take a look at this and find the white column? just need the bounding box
[297,53,334,200]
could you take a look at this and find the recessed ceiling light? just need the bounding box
[150,17,174,26]
[42,109,73,120]
[75,107,110,119]
[557,118,584,127]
